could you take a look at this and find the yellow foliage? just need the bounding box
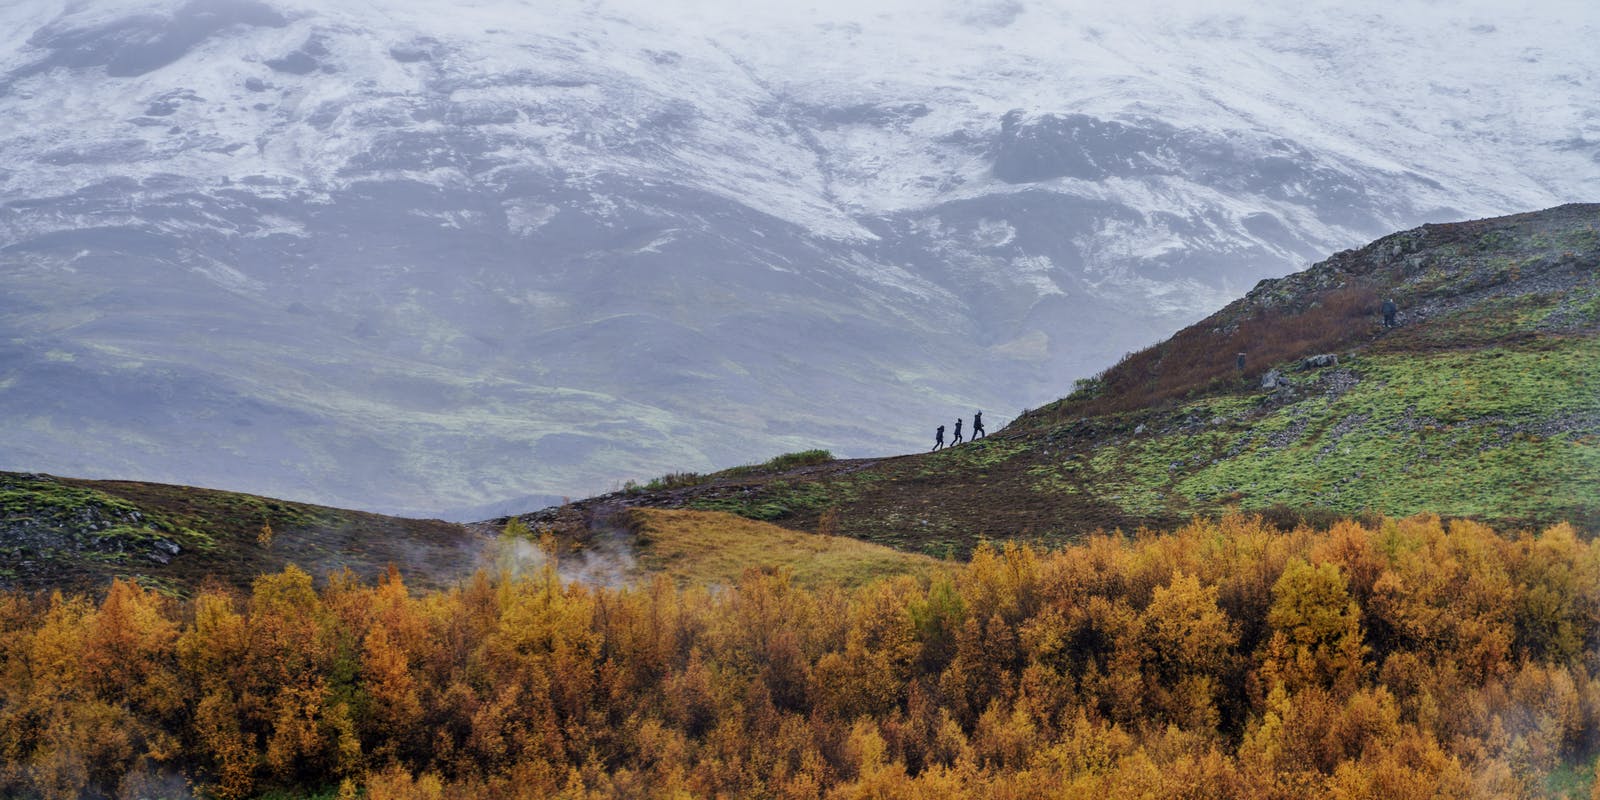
[0,513,1598,798]
[365,764,445,800]
[1264,558,1368,695]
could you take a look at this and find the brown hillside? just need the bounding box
[0,471,486,595]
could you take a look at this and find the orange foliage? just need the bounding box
[1,514,1599,798]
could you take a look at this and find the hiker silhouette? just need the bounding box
[952,418,964,444]
[1382,298,1398,328]
[973,411,985,439]
[932,424,945,451]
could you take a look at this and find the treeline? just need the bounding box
[3,514,1600,799]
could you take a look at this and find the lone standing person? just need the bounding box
[952,417,964,445]
[972,411,986,439]
[932,424,945,451]
[1236,351,1247,372]
[1382,297,1398,328]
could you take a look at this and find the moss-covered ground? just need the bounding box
[1053,336,1600,528]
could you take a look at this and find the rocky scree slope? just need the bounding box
[514,205,1600,555]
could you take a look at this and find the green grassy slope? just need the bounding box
[519,204,1600,554]
[624,508,941,588]
[0,471,485,595]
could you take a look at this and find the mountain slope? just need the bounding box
[5,206,1596,595]
[0,470,485,594]
[2,0,1597,516]
[517,204,1600,553]
[0,473,936,595]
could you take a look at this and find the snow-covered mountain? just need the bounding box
[2,0,1596,517]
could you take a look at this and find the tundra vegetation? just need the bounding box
[3,513,1600,799]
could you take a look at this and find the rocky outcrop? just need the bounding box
[0,475,187,587]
